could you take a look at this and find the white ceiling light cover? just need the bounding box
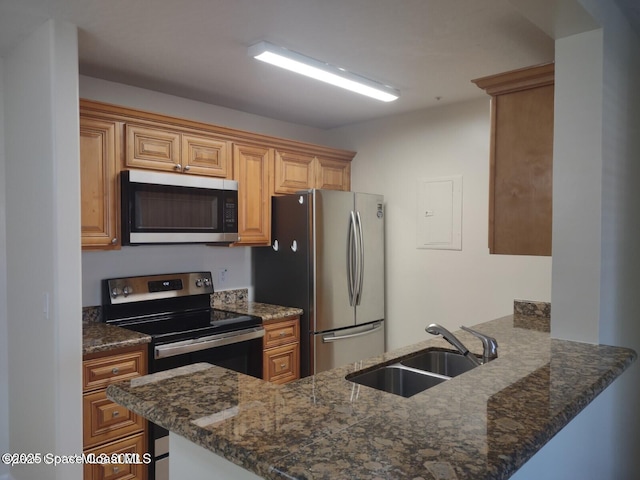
[248,41,400,102]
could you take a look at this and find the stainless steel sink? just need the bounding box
[346,364,447,398]
[400,349,478,377]
[346,349,479,398]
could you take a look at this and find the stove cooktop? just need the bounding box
[113,308,262,344]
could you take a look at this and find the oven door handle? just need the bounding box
[154,326,265,359]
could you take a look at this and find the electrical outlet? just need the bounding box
[218,268,228,285]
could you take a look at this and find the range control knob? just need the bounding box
[110,288,120,299]
[203,278,212,287]
[122,286,132,297]
[195,279,203,287]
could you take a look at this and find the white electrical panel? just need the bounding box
[416,175,462,250]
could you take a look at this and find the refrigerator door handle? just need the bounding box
[322,322,383,343]
[355,211,365,305]
[348,211,357,306]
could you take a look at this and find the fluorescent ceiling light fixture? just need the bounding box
[248,41,400,102]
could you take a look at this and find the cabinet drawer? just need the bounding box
[83,390,145,449]
[83,346,147,392]
[264,343,299,384]
[263,317,299,349]
[83,432,147,480]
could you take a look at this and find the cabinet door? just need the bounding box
[315,157,351,191]
[274,150,315,194]
[491,85,553,255]
[182,134,231,178]
[80,117,120,249]
[233,144,273,245]
[125,124,181,172]
[472,63,554,256]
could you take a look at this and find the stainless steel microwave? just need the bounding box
[121,170,239,245]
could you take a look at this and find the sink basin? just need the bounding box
[346,364,447,398]
[400,349,478,377]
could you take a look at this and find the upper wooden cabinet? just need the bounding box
[233,144,274,246]
[79,99,354,249]
[274,150,315,194]
[126,124,231,177]
[315,157,351,191]
[80,116,121,250]
[274,150,351,194]
[472,63,554,256]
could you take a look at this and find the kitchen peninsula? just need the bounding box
[107,314,636,479]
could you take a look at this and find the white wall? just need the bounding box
[79,76,334,147]
[0,58,10,480]
[328,99,552,351]
[79,76,337,306]
[511,0,640,477]
[4,19,82,480]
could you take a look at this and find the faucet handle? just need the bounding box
[460,325,498,363]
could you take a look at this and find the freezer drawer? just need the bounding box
[313,321,384,374]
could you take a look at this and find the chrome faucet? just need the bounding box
[460,325,498,364]
[426,323,498,365]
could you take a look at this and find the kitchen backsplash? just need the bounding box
[211,288,248,306]
[82,289,250,323]
[82,306,102,323]
[513,299,551,332]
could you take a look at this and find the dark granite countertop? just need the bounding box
[82,321,151,356]
[213,299,303,324]
[106,315,636,479]
[81,294,300,355]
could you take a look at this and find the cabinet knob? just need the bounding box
[279,331,286,337]
[184,165,190,171]
[112,410,120,418]
[113,466,119,474]
[111,237,117,245]
[174,164,182,170]
[112,367,119,374]
[280,363,286,369]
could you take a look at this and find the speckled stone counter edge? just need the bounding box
[514,299,551,332]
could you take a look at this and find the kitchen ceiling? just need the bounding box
[0,0,617,130]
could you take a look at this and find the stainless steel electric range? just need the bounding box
[102,271,264,480]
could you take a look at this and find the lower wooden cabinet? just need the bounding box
[263,316,300,384]
[83,345,148,480]
[83,432,147,480]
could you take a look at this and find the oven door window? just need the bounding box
[132,184,221,232]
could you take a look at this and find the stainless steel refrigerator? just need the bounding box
[253,189,385,377]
